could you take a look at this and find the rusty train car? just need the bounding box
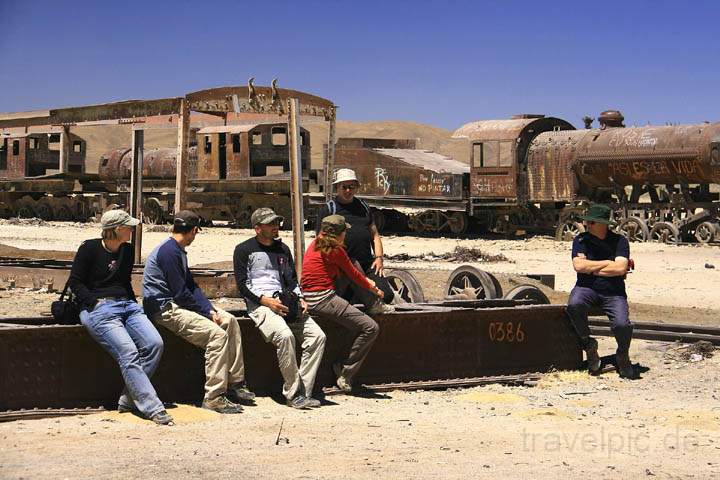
[329,111,719,243]
[0,122,312,226]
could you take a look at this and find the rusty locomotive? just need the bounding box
[331,111,720,244]
[0,122,313,226]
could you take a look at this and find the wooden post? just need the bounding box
[58,126,70,174]
[325,106,337,202]
[175,98,190,214]
[130,128,144,264]
[287,98,305,275]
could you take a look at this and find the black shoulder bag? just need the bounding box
[52,245,126,325]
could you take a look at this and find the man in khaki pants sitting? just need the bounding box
[143,210,255,413]
[233,208,326,409]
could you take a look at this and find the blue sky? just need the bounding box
[1,0,718,130]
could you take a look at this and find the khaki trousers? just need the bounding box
[153,304,245,402]
[248,306,326,400]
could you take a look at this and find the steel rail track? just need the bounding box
[0,407,106,422]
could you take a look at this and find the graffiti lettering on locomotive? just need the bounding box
[374,167,391,195]
[607,129,659,148]
[417,172,453,195]
[472,177,515,196]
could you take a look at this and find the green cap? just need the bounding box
[320,214,351,235]
[580,204,615,225]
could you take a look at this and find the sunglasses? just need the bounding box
[339,184,358,191]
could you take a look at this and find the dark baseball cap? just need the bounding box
[174,210,203,230]
[320,214,351,235]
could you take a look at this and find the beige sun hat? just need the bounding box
[332,168,359,185]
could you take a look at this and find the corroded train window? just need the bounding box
[472,143,483,167]
[252,132,263,145]
[482,142,499,167]
[499,141,513,167]
[73,141,82,153]
[204,135,212,154]
[12,140,20,156]
[28,138,38,150]
[271,127,287,146]
[232,134,240,153]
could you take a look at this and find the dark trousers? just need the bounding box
[336,261,395,306]
[566,286,633,354]
[308,294,379,381]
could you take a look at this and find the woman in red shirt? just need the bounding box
[301,214,385,393]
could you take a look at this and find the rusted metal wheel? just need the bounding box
[504,285,550,305]
[372,209,386,233]
[555,219,585,241]
[650,221,680,244]
[694,221,717,244]
[15,197,36,219]
[445,265,498,299]
[617,217,650,242]
[143,198,165,225]
[34,199,54,221]
[54,204,74,221]
[447,211,468,234]
[384,269,425,304]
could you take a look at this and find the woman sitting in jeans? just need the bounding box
[301,214,385,393]
[67,210,173,425]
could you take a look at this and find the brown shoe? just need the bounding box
[616,351,635,379]
[585,338,601,375]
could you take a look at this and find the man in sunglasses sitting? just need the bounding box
[566,204,635,379]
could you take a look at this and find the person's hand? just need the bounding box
[374,287,385,299]
[371,256,384,276]
[261,296,289,316]
[367,278,376,289]
[211,310,222,325]
[300,298,308,315]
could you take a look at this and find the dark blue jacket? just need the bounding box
[142,238,214,319]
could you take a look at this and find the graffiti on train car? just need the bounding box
[417,172,454,195]
[472,176,515,196]
[608,129,659,148]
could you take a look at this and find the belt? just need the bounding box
[97,296,130,303]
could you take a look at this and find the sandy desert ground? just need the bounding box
[0,221,719,479]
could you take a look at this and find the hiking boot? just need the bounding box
[228,382,256,403]
[118,403,137,414]
[616,351,635,379]
[286,394,313,409]
[367,301,395,315]
[150,410,174,426]
[202,395,243,414]
[333,362,353,393]
[304,397,322,408]
[585,338,601,375]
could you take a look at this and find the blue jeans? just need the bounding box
[80,299,165,417]
[566,286,633,354]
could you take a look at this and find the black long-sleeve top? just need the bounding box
[67,239,136,310]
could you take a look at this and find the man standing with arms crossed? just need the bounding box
[566,204,635,378]
[143,210,255,414]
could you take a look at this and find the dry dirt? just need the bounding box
[1,221,719,479]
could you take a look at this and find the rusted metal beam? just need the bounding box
[325,106,337,202]
[58,126,69,174]
[0,304,582,410]
[130,129,144,263]
[287,98,305,273]
[174,98,190,214]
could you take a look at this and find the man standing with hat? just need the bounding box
[143,210,254,414]
[233,208,326,409]
[567,204,635,378]
[315,168,394,314]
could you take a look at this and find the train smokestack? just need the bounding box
[598,110,625,129]
[582,116,594,129]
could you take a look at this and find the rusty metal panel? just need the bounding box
[527,130,588,202]
[0,304,581,409]
[334,146,466,200]
[575,123,720,188]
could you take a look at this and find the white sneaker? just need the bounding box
[367,302,395,315]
